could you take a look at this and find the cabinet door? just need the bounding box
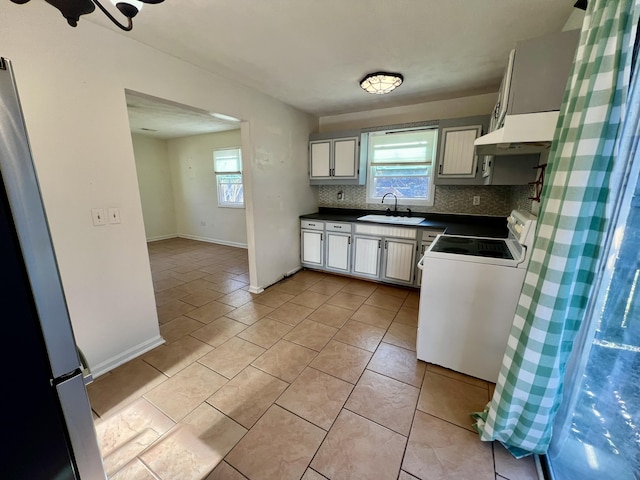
[333,138,358,178]
[301,230,324,266]
[326,232,351,273]
[438,126,482,178]
[352,235,381,279]
[310,141,331,179]
[382,239,416,284]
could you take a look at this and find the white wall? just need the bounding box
[132,134,177,241]
[0,3,317,374]
[168,130,247,247]
[319,93,497,132]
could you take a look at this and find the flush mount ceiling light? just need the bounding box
[359,72,404,95]
[10,0,164,31]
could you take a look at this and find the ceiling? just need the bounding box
[125,91,242,139]
[89,1,579,138]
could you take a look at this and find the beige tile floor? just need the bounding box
[88,237,539,480]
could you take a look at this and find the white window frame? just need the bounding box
[364,125,438,207]
[213,147,244,208]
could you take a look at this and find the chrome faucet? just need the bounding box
[381,192,398,215]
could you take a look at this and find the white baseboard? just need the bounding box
[146,234,178,242]
[247,267,302,294]
[89,335,166,379]
[177,233,248,249]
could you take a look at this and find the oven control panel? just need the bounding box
[507,210,537,247]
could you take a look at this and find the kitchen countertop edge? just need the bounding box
[300,208,509,238]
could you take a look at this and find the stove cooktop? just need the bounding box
[429,236,514,260]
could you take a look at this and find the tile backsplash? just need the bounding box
[318,184,535,216]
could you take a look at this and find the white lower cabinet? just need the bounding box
[351,235,382,279]
[301,219,422,287]
[325,232,351,273]
[351,225,419,285]
[382,238,417,285]
[301,220,325,267]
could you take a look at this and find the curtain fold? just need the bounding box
[473,0,640,458]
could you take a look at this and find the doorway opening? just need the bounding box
[124,90,254,321]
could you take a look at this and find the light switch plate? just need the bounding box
[91,208,106,226]
[108,207,121,224]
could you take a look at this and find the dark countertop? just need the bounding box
[300,207,509,238]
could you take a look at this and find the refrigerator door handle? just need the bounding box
[56,374,106,479]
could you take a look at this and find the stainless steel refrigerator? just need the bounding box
[0,57,106,479]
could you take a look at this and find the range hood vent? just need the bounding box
[474,111,559,156]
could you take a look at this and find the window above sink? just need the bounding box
[362,122,438,207]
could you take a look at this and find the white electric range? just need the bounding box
[416,210,537,383]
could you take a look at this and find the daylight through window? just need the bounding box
[213,147,244,207]
[365,127,438,206]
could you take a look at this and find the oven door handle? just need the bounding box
[417,255,425,271]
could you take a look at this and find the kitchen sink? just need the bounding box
[357,214,425,226]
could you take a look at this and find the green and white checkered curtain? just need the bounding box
[473,0,640,458]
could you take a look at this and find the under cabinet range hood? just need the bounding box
[474,111,559,156]
[475,29,579,156]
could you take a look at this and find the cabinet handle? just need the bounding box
[378,240,381,249]
[438,164,442,175]
[320,233,323,241]
[335,225,342,229]
[384,240,388,250]
[348,236,351,245]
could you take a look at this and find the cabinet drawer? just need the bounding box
[301,220,324,231]
[326,222,352,233]
[421,229,444,241]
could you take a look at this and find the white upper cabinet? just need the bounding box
[309,131,365,185]
[434,115,489,186]
[310,141,332,178]
[310,137,358,179]
[437,125,482,179]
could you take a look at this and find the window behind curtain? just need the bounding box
[545,154,640,480]
[365,127,438,206]
[214,147,244,208]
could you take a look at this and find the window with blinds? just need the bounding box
[365,127,438,206]
[213,147,244,207]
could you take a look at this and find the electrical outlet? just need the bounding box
[473,196,481,206]
[91,208,106,226]
[108,208,121,224]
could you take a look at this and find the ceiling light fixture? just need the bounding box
[359,72,404,95]
[10,0,164,31]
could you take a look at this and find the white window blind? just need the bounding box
[365,127,438,206]
[213,147,244,207]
